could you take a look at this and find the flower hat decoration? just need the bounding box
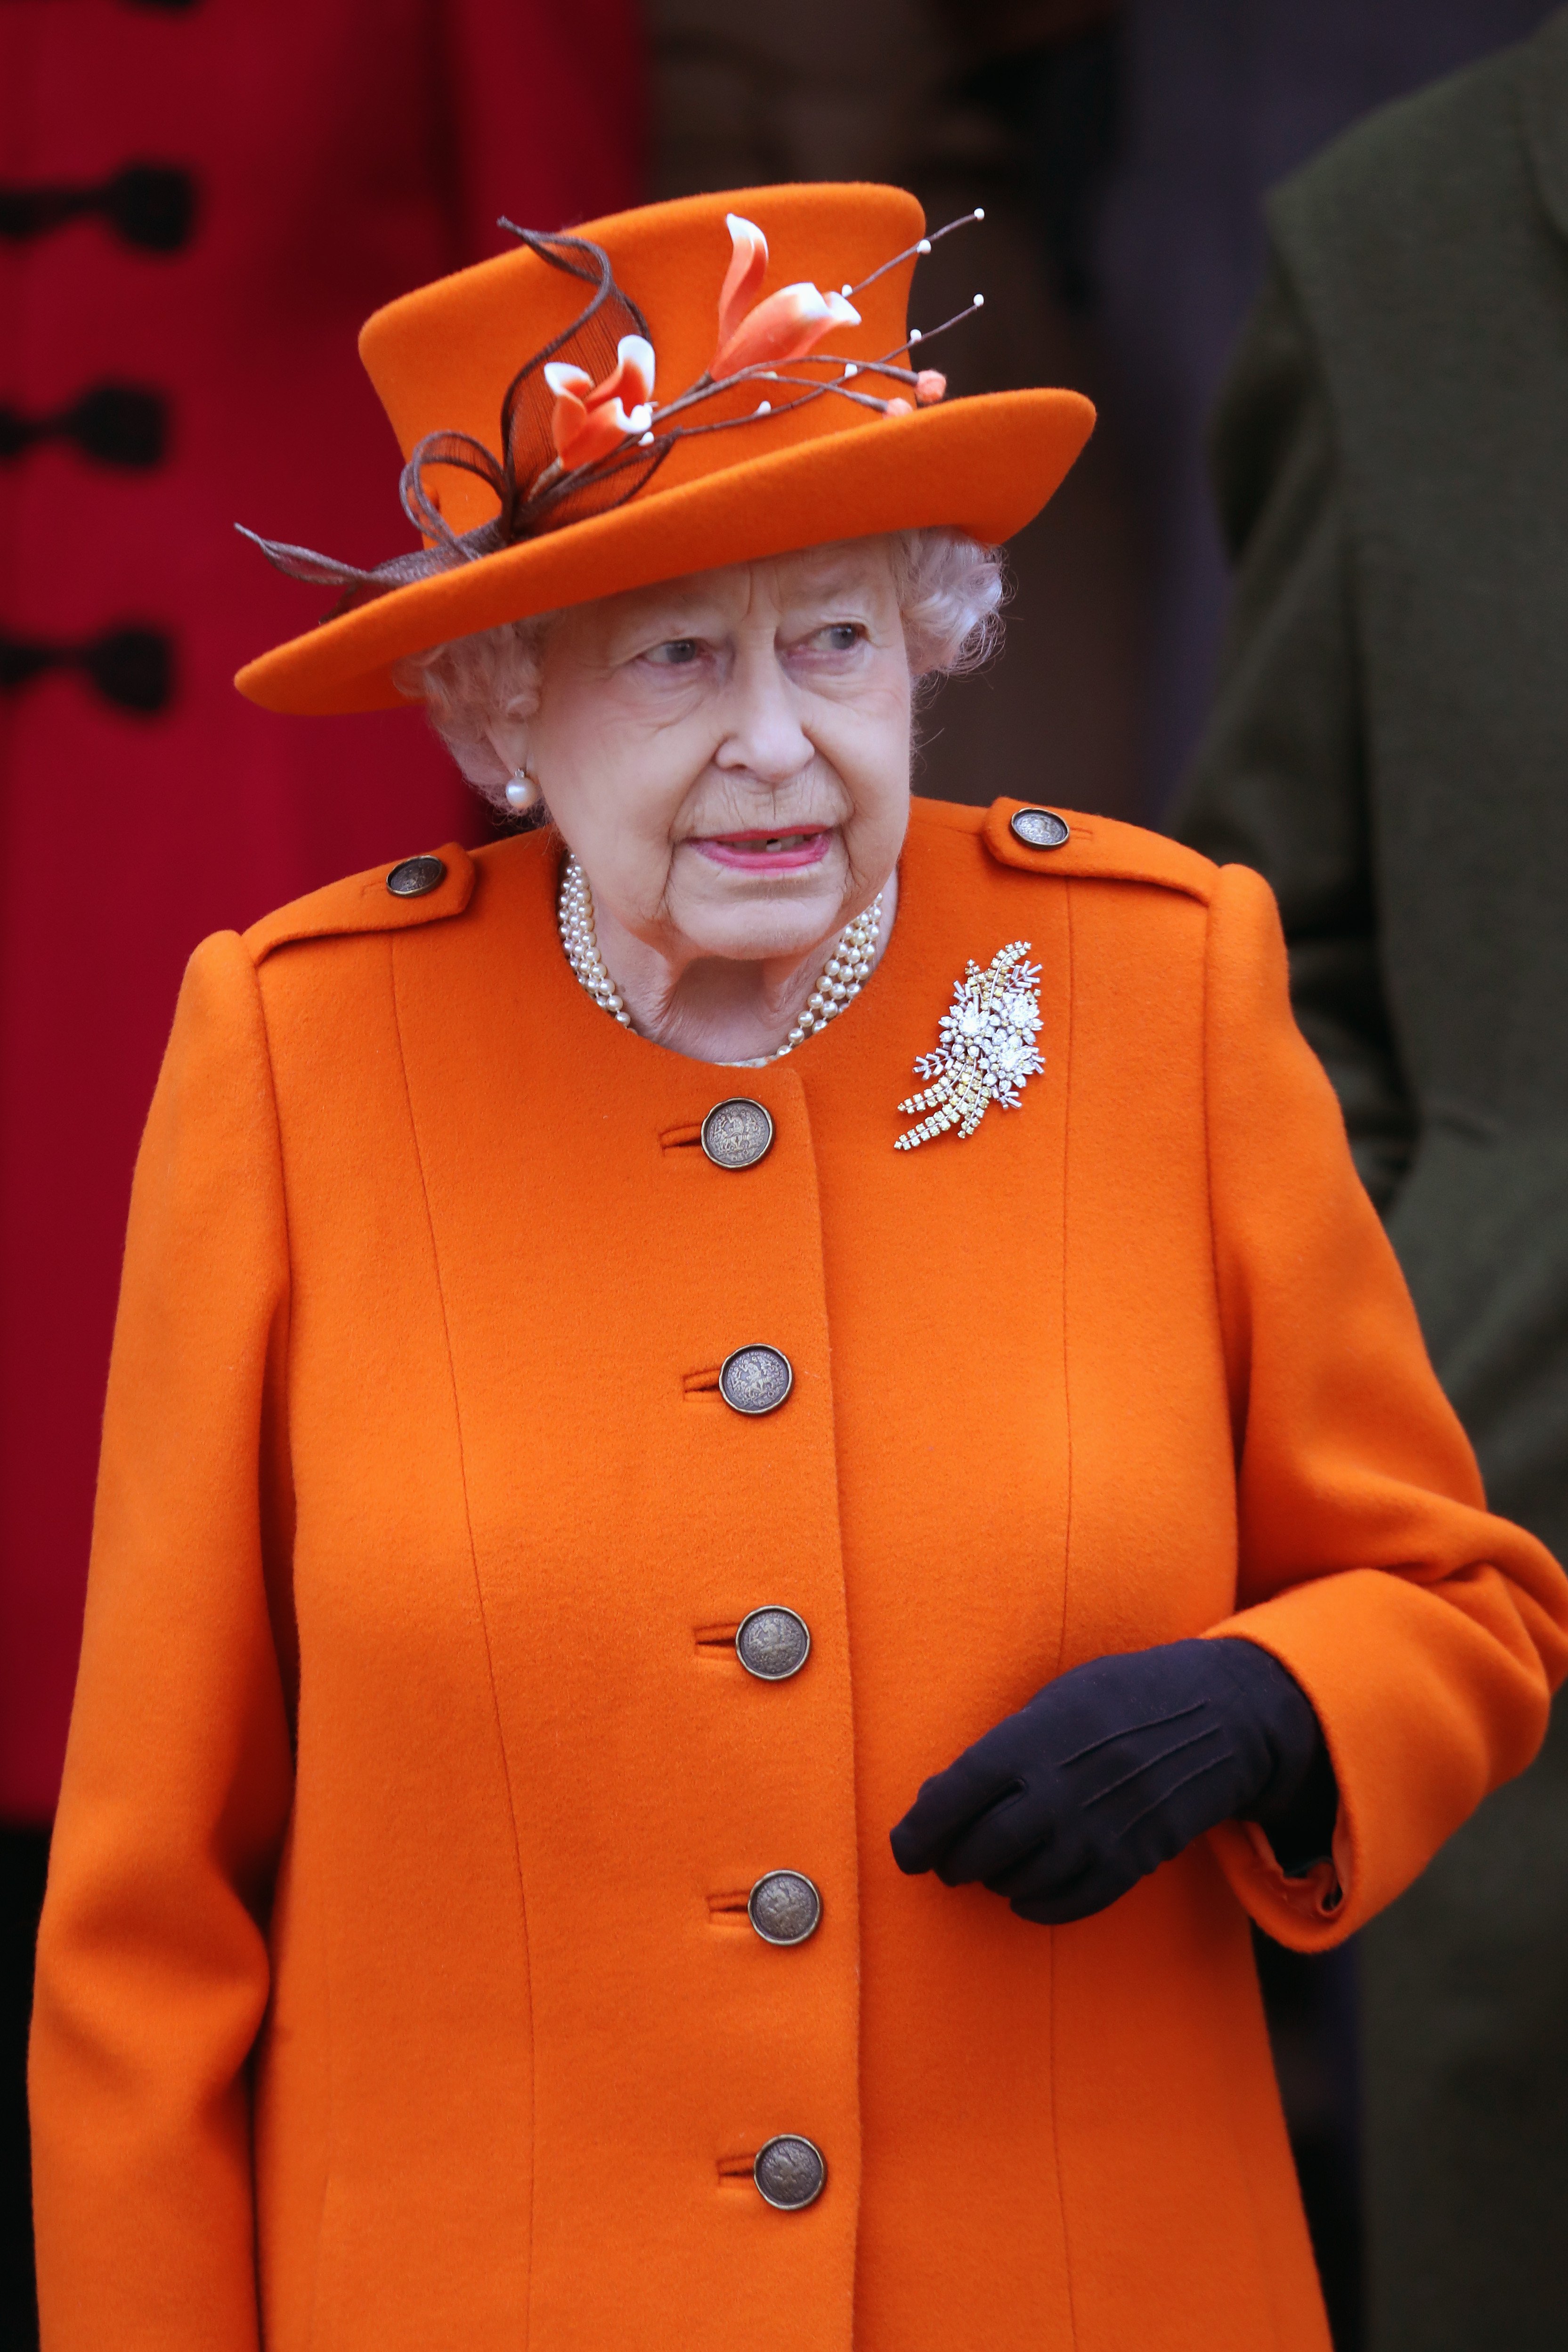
[234,183,1096,715]
[711,213,862,375]
[542,335,657,475]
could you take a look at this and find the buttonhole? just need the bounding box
[694,1623,741,1658]
[660,1123,706,1152]
[716,2153,757,2186]
[683,1367,723,1400]
[707,1889,752,1923]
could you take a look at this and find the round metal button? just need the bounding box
[719,1344,793,1416]
[700,1098,775,1171]
[386,854,447,898]
[754,2135,826,2212]
[1009,806,1070,851]
[735,1606,811,1681]
[748,1870,822,1946]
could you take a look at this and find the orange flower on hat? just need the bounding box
[710,213,861,378]
[544,335,657,471]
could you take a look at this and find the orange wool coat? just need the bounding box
[30,794,1568,2352]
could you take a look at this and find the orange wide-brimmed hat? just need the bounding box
[235,183,1096,717]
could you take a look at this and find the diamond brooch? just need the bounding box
[894,939,1045,1150]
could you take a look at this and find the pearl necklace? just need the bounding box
[557,851,885,1064]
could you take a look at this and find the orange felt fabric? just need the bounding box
[30,798,1567,2351]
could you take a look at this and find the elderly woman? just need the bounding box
[28,184,1568,2352]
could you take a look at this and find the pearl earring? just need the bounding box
[504,767,539,811]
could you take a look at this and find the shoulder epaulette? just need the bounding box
[245,843,477,965]
[979,798,1217,903]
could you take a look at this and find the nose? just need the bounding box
[714,640,814,785]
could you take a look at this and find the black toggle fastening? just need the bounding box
[0,164,197,253]
[0,385,169,470]
[0,628,174,715]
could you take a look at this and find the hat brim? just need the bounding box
[235,389,1094,716]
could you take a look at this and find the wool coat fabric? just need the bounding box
[29,796,1568,2352]
[0,0,642,1823]
[1172,16,1568,2344]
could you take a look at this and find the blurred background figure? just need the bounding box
[0,1,640,2341]
[1175,12,1568,2349]
[1091,0,1560,809]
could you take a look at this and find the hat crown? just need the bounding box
[358,184,926,536]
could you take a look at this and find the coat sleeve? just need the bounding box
[1171,249,1415,1213]
[29,931,294,2351]
[1198,861,1568,1950]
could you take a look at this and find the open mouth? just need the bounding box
[691,827,833,872]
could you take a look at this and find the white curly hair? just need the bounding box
[393,527,1007,813]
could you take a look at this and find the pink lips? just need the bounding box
[691,827,832,872]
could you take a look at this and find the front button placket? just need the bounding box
[684,1071,855,2248]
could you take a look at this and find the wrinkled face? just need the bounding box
[522,543,913,966]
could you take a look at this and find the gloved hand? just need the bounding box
[890,1636,1337,1925]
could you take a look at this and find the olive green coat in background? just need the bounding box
[1173,14,1568,2349]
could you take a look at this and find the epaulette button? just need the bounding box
[387,855,447,898]
[1010,807,1070,850]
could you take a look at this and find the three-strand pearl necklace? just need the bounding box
[558,851,885,1065]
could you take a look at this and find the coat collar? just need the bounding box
[1522,6,1568,249]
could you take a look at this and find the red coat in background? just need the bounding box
[0,0,644,1823]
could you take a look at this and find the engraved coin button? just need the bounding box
[386,854,447,898]
[719,1344,793,1415]
[735,1605,811,1681]
[748,1870,822,1945]
[1009,806,1070,851]
[700,1097,775,1170]
[754,2135,826,2211]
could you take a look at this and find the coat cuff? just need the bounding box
[1199,1564,1555,1949]
[1207,1813,1354,1951]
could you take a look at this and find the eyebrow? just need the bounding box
[611,568,885,646]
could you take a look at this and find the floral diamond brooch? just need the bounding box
[894,940,1045,1150]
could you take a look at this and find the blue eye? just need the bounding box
[650,638,700,666]
[821,624,861,650]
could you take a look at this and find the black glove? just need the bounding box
[890,1637,1337,1925]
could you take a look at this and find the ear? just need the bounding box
[483,715,533,776]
